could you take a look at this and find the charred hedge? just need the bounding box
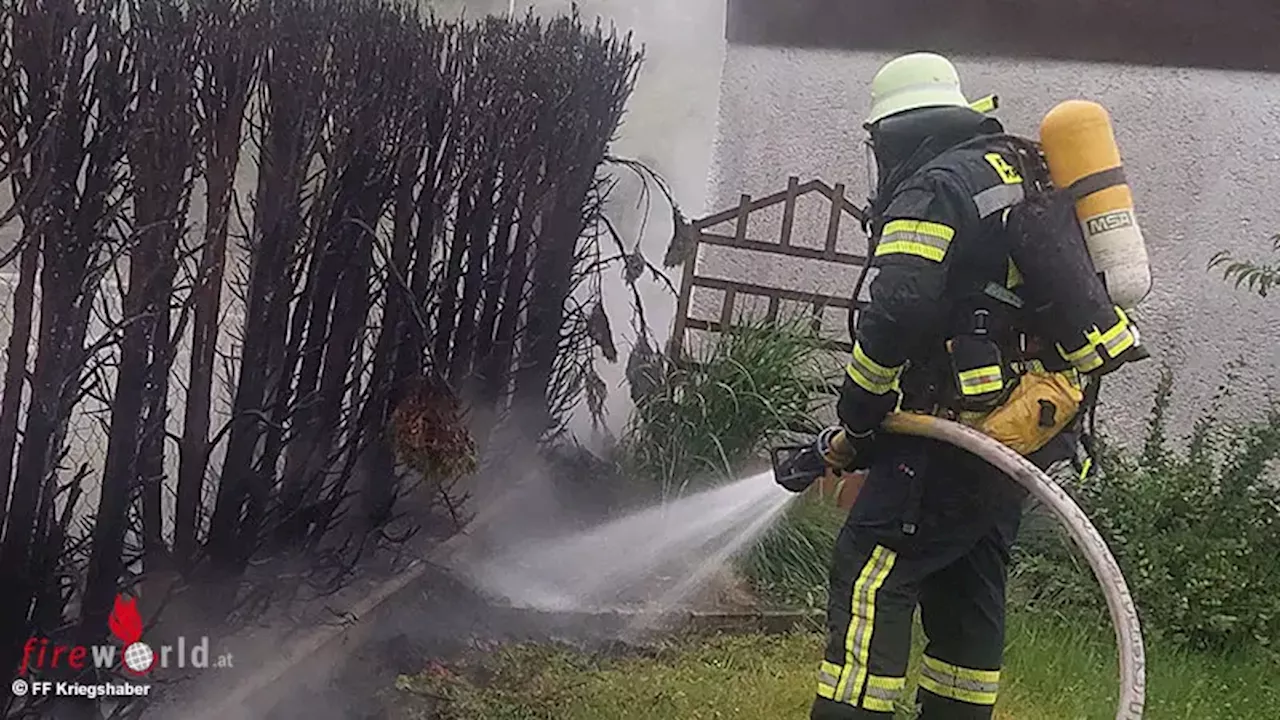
[0,0,652,711]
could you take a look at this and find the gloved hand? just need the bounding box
[835,372,895,470]
[821,425,878,473]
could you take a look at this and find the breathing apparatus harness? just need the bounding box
[852,111,1105,478]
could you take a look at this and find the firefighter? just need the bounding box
[802,52,1105,719]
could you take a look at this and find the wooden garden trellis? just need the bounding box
[670,176,871,357]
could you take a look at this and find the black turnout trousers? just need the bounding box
[810,434,1032,720]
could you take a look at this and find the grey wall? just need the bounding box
[705,46,1280,441]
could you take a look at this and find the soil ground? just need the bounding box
[256,559,776,720]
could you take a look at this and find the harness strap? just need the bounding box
[1068,166,1126,201]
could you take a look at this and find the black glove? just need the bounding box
[836,374,899,437]
[830,426,879,473]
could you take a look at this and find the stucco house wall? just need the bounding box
[701,19,1280,441]
[496,0,1280,444]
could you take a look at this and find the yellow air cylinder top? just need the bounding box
[1039,100,1152,310]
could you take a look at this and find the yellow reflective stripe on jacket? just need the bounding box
[1057,307,1136,373]
[875,219,955,263]
[846,341,903,395]
[1058,340,1104,373]
[958,365,1004,396]
[862,674,907,712]
[918,655,1000,706]
[1099,308,1137,357]
[833,545,898,705]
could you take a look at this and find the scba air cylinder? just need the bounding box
[1039,100,1152,310]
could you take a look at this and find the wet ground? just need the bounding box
[258,564,675,720]
[252,550,794,720]
[228,453,771,719]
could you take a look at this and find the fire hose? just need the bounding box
[882,412,1145,720]
[776,413,1145,719]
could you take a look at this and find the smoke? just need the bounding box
[499,0,728,446]
[407,0,738,612]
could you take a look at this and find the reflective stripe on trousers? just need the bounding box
[818,665,905,714]
[816,545,900,709]
[861,674,907,713]
[918,654,1001,706]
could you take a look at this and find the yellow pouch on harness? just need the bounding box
[973,370,1083,455]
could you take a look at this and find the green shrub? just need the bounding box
[622,316,832,497]
[1209,233,1280,298]
[1013,367,1280,652]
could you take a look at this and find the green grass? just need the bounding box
[388,611,1280,720]
[999,613,1280,719]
